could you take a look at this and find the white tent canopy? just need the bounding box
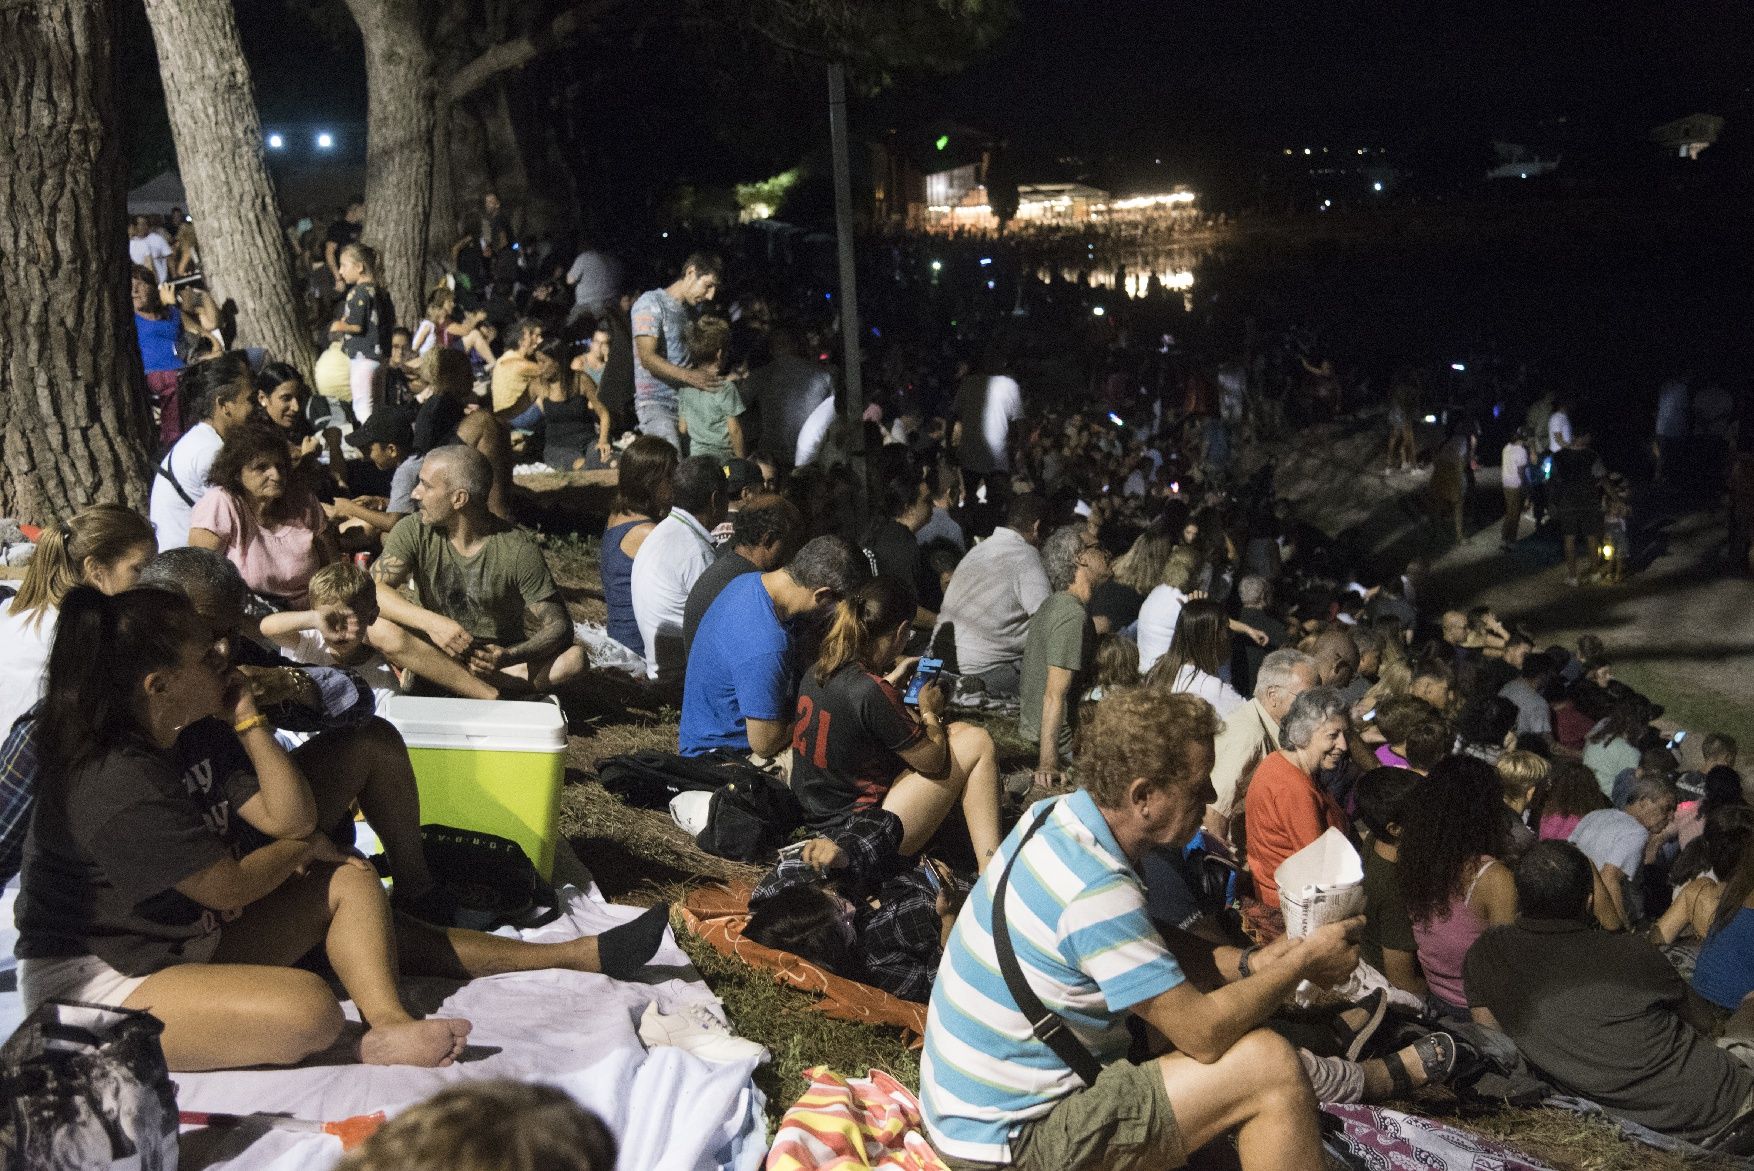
[127,169,186,217]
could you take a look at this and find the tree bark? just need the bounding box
[345,0,435,337]
[0,0,153,522]
[141,0,314,380]
[428,95,460,261]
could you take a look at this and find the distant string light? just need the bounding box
[315,131,334,150]
[267,133,285,150]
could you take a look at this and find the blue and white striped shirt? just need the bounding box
[921,791,1185,1164]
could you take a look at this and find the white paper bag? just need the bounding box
[1274,827,1365,940]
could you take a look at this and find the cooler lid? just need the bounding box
[383,695,567,752]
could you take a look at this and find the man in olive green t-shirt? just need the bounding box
[374,445,587,691]
[1019,525,1109,785]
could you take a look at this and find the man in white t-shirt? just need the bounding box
[953,365,1024,483]
[565,244,620,322]
[1547,400,1573,454]
[128,215,174,282]
[147,354,256,549]
[631,456,726,682]
[1501,433,1531,546]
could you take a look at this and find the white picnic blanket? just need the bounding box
[0,880,768,1171]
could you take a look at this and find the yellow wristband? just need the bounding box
[233,714,271,736]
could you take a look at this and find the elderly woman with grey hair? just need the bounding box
[1243,686,1354,932]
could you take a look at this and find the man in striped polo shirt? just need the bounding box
[921,688,1363,1171]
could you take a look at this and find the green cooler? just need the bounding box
[384,696,568,879]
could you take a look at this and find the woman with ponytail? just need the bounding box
[14,585,475,1071]
[0,505,155,735]
[790,576,1003,872]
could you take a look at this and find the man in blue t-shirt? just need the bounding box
[631,252,725,450]
[921,688,1363,1171]
[680,536,865,758]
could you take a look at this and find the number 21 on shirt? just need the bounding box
[792,696,832,769]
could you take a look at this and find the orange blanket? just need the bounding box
[678,882,929,1047]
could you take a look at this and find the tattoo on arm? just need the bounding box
[500,599,571,665]
[372,556,412,588]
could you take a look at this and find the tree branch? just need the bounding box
[444,0,635,104]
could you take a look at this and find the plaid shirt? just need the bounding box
[0,660,372,890]
[751,809,958,1003]
[0,711,38,888]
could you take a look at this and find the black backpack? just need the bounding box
[420,825,560,931]
[595,751,801,862]
[596,750,747,809]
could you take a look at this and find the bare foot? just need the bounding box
[359,1018,473,1068]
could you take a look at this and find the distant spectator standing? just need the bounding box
[330,242,392,423]
[1550,428,1605,587]
[677,315,745,462]
[1653,375,1690,485]
[1500,431,1531,546]
[131,265,218,450]
[127,214,173,281]
[324,197,365,289]
[632,253,724,449]
[744,327,833,468]
[565,239,621,323]
[951,352,1024,506]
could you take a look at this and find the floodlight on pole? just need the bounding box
[315,132,334,150]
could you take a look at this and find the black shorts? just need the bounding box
[1554,507,1598,540]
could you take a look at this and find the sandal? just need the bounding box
[1333,988,1389,1062]
[1381,1031,1458,1097]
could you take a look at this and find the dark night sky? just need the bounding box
[880,0,1754,186]
[121,1,1754,194]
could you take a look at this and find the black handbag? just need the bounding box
[696,770,803,862]
[991,803,1105,1086]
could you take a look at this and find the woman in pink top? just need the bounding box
[1529,759,1610,842]
[1397,756,1518,1016]
[190,421,337,607]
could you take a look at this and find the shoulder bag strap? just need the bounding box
[991,801,1105,1087]
[154,457,197,508]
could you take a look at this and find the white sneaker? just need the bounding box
[639,1001,767,1064]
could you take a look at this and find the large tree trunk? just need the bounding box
[0,0,153,522]
[428,96,460,262]
[141,0,314,379]
[346,0,434,336]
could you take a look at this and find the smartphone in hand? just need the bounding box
[903,657,943,706]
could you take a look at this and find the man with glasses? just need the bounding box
[1020,525,1111,787]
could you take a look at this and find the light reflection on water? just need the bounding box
[1028,240,1216,308]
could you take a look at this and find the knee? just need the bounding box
[329,857,392,906]
[1228,1028,1307,1093]
[948,722,994,761]
[258,971,345,1065]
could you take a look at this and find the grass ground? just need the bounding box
[532,514,1734,1168]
